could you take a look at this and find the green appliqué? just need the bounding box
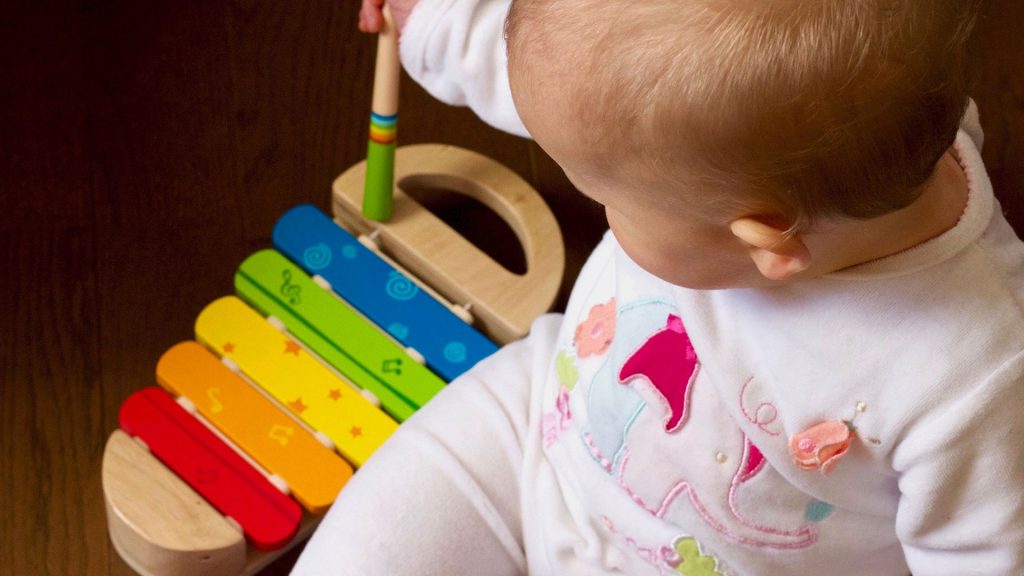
[673,537,725,576]
[556,350,579,390]
[804,499,834,522]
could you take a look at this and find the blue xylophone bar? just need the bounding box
[273,204,498,381]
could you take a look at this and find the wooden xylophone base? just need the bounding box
[103,429,321,576]
[103,145,564,575]
[107,516,319,576]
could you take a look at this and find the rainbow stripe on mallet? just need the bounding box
[369,111,397,144]
[364,111,397,220]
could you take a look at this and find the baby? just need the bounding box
[295,0,1024,574]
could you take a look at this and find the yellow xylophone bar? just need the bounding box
[195,295,398,467]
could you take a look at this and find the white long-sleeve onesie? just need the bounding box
[293,2,1024,574]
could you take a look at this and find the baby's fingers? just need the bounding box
[358,0,385,33]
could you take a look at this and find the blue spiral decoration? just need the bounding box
[303,243,333,271]
[387,322,410,340]
[385,271,419,301]
[444,342,467,364]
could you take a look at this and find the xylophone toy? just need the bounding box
[101,8,565,576]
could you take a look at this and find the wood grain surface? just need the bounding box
[1,2,1020,575]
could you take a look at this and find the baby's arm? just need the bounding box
[893,354,1024,573]
[292,314,562,575]
[360,0,527,137]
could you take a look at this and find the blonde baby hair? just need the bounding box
[506,0,982,231]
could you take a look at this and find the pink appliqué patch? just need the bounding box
[738,440,766,484]
[789,420,852,476]
[542,387,573,449]
[619,314,698,433]
[574,298,616,358]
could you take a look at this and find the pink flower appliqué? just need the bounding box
[789,420,853,476]
[542,387,573,449]
[574,299,616,358]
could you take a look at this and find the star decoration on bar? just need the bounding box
[289,397,308,414]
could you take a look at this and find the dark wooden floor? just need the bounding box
[1,2,1020,575]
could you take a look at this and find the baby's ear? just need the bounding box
[729,217,811,281]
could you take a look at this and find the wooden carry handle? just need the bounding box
[334,143,565,344]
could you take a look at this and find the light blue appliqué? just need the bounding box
[578,298,680,474]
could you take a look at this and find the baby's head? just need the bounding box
[506,0,980,288]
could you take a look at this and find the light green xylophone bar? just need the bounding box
[234,249,445,422]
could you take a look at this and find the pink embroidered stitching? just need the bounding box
[616,447,817,550]
[584,432,614,472]
[662,544,683,568]
[542,387,573,449]
[721,438,818,546]
[736,438,766,484]
[601,516,680,576]
[738,378,781,437]
[659,546,681,572]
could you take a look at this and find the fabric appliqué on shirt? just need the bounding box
[789,402,874,476]
[619,314,698,433]
[543,323,585,450]
[574,301,819,551]
[803,499,834,522]
[556,350,580,391]
[574,298,617,358]
[789,420,853,476]
[614,438,815,549]
[600,516,728,576]
[668,537,727,576]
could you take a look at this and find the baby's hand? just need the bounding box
[358,0,418,35]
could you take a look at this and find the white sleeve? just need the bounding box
[892,354,1024,574]
[399,0,529,138]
